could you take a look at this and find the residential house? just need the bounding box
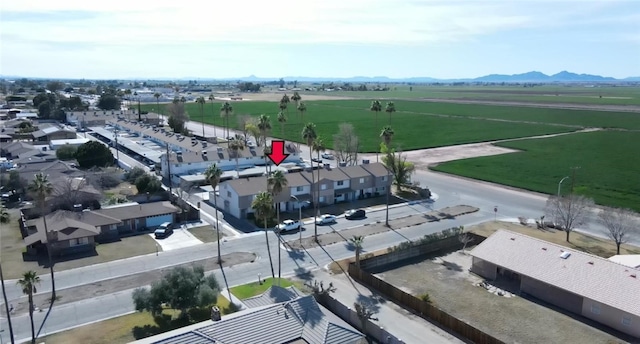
[23,202,179,256]
[32,124,77,143]
[470,230,640,338]
[217,162,390,219]
[132,286,365,344]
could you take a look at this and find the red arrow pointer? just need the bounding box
[267,140,289,166]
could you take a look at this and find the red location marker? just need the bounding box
[267,140,289,166]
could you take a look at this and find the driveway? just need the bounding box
[151,226,203,251]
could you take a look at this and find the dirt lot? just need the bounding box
[373,221,634,344]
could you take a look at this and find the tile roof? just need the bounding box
[242,286,301,308]
[470,230,640,317]
[95,201,179,220]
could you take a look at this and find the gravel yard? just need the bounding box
[375,249,629,344]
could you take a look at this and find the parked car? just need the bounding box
[154,222,174,239]
[276,219,302,232]
[345,209,366,220]
[321,153,334,160]
[311,157,321,163]
[315,214,337,225]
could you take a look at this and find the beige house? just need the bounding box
[216,162,390,219]
[470,230,640,338]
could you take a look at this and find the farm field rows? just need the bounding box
[140,99,640,152]
[432,130,640,211]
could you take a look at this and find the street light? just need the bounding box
[558,176,570,197]
[290,195,302,243]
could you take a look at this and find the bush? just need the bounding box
[56,145,77,161]
[419,293,432,303]
[125,167,146,184]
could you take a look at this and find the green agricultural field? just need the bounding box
[432,131,640,212]
[140,100,612,152]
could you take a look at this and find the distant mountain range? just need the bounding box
[2,71,639,83]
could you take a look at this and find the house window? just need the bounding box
[321,184,327,190]
[337,181,344,186]
[382,176,387,181]
[227,191,231,197]
[296,186,303,192]
[622,316,631,326]
[591,304,601,315]
[359,178,365,184]
[70,237,89,247]
[319,196,325,202]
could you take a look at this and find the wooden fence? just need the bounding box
[349,234,504,344]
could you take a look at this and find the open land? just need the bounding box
[373,223,632,344]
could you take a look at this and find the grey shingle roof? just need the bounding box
[226,176,268,197]
[360,162,389,177]
[301,168,349,182]
[242,286,301,308]
[340,165,371,179]
[470,229,640,317]
[95,201,178,220]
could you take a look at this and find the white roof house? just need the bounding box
[470,230,640,318]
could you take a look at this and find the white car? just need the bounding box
[315,214,337,225]
[276,219,302,232]
[321,153,334,160]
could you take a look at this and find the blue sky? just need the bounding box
[1,0,638,79]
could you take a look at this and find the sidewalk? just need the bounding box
[312,270,465,344]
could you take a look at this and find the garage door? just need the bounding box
[146,214,174,228]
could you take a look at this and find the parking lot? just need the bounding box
[151,225,203,251]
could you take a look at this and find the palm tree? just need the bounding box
[380,126,394,227]
[208,94,217,137]
[18,271,40,344]
[154,92,162,124]
[220,101,233,139]
[0,262,15,344]
[228,135,245,178]
[350,235,365,267]
[257,114,272,147]
[204,164,223,265]
[27,173,55,299]
[277,111,286,138]
[268,171,288,284]
[196,96,206,138]
[297,101,307,123]
[370,100,382,161]
[291,91,301,108]
[252,191,275,279]
[173,96,180,104]
[281,94,290,116]
[385,101,396,124]
[312,137,325,238]
[278,101,287,121]
[301,123,318,240]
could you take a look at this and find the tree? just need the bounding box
[257,114,272,147]
[38,101,51,118]
[280,94,290,116]
[177,181,196,223]
[245,120,261,147]
[302,123,318,240]
[75,141,114,168]
[370,100,382,161]
[277,111,287,137]
[599,207,638,254]
[380,125,395,148]
[268,170,288,284]
[350,235,364,267]
[205,164,224,265]
[458,232,474,253]
[220,102,233,139]
[545,194,594,242]
[237,115,252,143]
[97,94,121,110]
[125,167,146,184]
[18,271,40,344]
[27,173,55,299]
[46,81,64,93]
[278,101,288,121]
[291,91,301,108]
[0,204,9,223]
[135,174,162,196]
[333,123,359,166]
[196,96,206,138]
[297,101,307,123]
[51,177,101,211]
[166,102,189,133]
[132,265,219,318]
[354,301,378,333]
[153,92,162,124]
[55,144,77,160]
[385,101,396,124]
[228,135,245,178]
[381,145,414,191]
[252,191,275,279]
[208,94,217,137]
[4,170,24,192]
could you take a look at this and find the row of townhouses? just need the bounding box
[214,161,390,219]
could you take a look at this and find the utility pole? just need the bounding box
[166,144,172,196]
[114,127,120,163]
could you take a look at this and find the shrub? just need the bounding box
[419,293,432,303]
[56,145,78,161]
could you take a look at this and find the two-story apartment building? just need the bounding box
[215,162,390,219]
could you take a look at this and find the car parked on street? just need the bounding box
[276,219,302,232]
[345,209,366,220]
[315,214,337,225]
[154,222,174,239]
[321,153,334,160]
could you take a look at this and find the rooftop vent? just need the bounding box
[510,237,515,241]
[362,159,370,164]
[542,247,547,251]
[631,274,637,278]
[588,261,594,265]
[560,252,571,259]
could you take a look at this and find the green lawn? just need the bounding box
[432,131,640,211]
[40,297,233,344]
[188,225,222,243]
[229,278,294,299]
